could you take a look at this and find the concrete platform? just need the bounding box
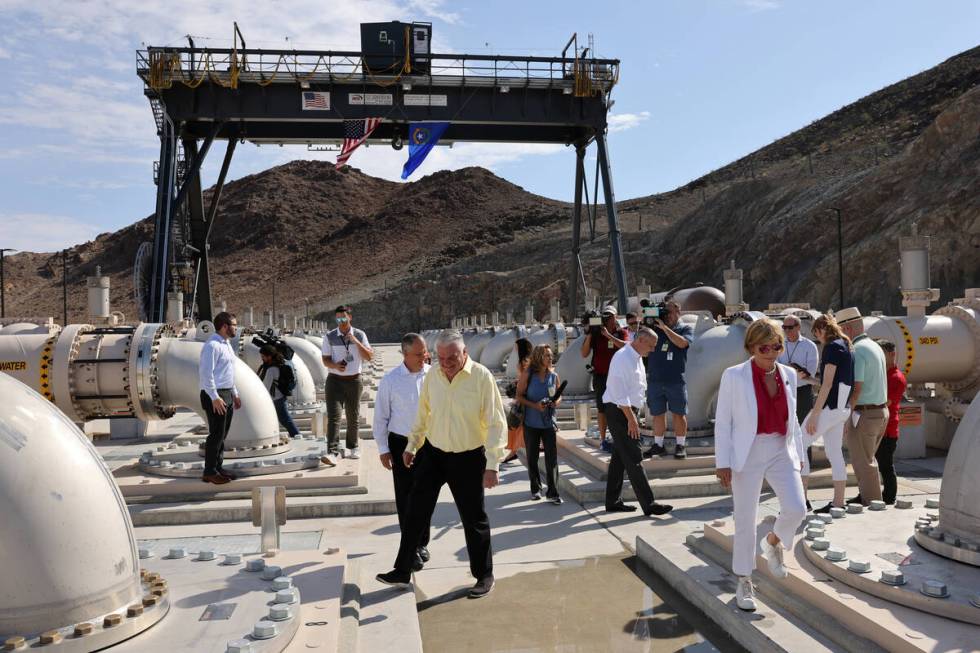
[114,453,361,499]
[701,520,980,652]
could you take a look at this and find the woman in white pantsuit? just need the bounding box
[715,319,807,611]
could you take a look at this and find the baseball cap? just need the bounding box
[600,305,617,316]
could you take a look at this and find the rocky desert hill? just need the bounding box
[3,45,979,339]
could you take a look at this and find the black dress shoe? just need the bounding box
[417,546,430,563]
[643,443,667,459]
[813,502,835,514]
[376,570,412,588]
[217,469,238,481]
[201,473,230,485]
[605,503,638,513]
[469,575,495,599]
[645,503,674,516]
[846,495,863,505]
[412,554,424,572]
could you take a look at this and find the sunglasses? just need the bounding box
[335,317,349,324]
[757,343,784,354]
[627,321,638,327]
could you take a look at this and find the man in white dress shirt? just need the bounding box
[777,315,819,423]
[199,312,241,485]
[603,326,673,518]
[374,333,432,569]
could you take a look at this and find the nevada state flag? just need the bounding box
[401,122,450,179]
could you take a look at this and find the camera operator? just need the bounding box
[642,300,694,459]
[579,306,628,445]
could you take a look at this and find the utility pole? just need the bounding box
[271,280,277,324]
[0,248,15,318]
[829,207,844,307]
[62,250,68,326]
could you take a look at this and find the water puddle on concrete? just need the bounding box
[415,554,740,652]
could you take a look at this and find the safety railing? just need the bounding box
[137,47,619,94]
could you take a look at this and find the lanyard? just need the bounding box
[787,340,801,364]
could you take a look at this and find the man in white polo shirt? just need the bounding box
[603,325,673,518]
[374,332,432,569]
[321,305,373,458]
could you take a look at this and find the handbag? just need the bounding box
[507,400,524,430]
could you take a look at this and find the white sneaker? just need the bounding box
[760,534,788,578]
[348,447,360,460]
[736,576,757,611]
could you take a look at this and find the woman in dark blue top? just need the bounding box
[803,314,855,514]
[517,344,563,504]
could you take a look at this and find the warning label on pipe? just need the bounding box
[0,361,27,372]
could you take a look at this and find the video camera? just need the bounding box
[581,310,603,337]
[639,299,667,328]
[252,330,295,361]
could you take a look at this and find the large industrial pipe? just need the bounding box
[236,334,319,413]
[554,333,592,397]
[467,328,497,362]
[481,326,528,372]
[0,373,165,642]
[282,335,328,389]
[503,324,568,380]
[0,323,281,449]
[866,304,980,391]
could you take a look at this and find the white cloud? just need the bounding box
[608,111,651,133]
[0,212,103,253]
[740,0,781,11]
[0,46,10,59]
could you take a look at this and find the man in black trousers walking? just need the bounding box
[604,326,673,518]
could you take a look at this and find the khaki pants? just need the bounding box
[845,406,889,503]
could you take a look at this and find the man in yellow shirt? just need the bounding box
[377,330,507,599]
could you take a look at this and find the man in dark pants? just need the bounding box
[377,330,507,599]
[321,305,373,458]
[198,312,241,485]
[876,339,907,504]
[373,333,432,569]
[603,326,673,518]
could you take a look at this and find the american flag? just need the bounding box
[301,91,330,110]
[335,118,382,169]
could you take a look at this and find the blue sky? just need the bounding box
[0,0,977,252]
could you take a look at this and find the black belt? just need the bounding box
[328,374,360,382]
[855,403,887,410]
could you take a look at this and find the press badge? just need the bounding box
[345,354,354,362]
[667,352,673,361]
[661,343,669,352]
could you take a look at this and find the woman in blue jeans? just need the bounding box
[257,345,301,438]
[516,344,563,504]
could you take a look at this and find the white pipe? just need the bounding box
[554,334,592,396]
[240,335,319,411]
[86,269,110,320]
[155,338,281,448]
[686,323,752,430]
[866,314,977,384]
[0,373,142,637]
[283,335,328,389]
[938,391,980,541]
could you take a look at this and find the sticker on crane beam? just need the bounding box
[38,337,56,402]
[894,319,914,376]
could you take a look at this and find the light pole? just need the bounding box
[62,250,69,326]
[271,280,277,325]
[0,248,15,318]
[829,207,844,307]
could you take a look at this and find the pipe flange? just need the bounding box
[56,324,94,422]
[934,304,980,393]
[944,397,968,422]
[727,310,764,326]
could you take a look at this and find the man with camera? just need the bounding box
[322,305,373,458]
[642,301,694,459]
[580,306,628,445]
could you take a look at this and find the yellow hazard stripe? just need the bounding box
[894,319,914,376]
[38,336,56,402]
